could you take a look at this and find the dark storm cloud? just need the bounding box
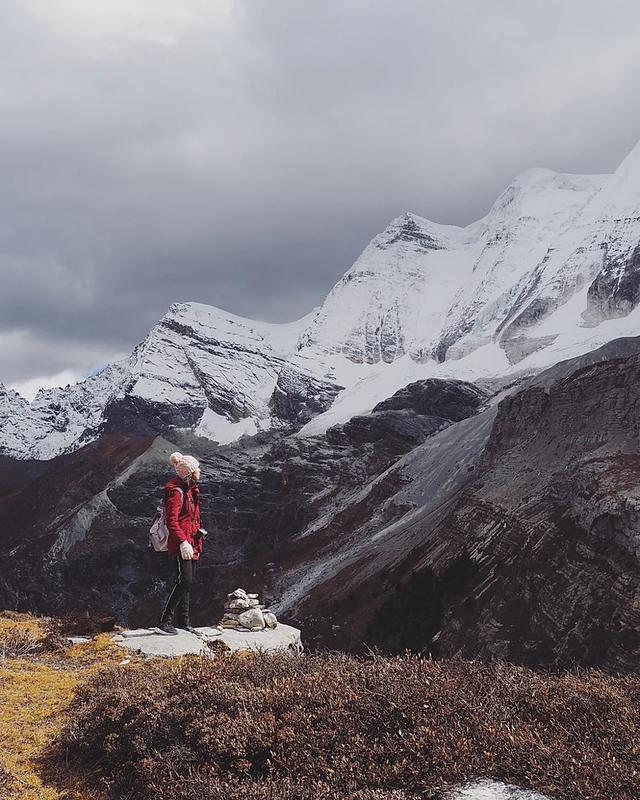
[1,0,640,395]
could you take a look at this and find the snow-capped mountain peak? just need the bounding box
[125,300,310,426]
[373,212,465,252]
[3,140,640,458]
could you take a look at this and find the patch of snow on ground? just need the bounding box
[448,779,552,800]
[194,408,268,444]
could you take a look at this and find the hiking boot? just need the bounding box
[180,624,200,636]
[155,621,179,636]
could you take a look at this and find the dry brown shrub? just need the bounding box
[207,638,231,655]
[39,617,72,654]
[0,614,68,658]
[49,653,640,800]
[0,610,32,622]
[0,623,41,659]
[54,610,117,637]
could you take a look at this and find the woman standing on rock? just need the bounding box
[156,451,205,636]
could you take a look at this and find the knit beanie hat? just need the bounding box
[169,451,200,479]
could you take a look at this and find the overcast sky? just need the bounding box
[2,0,640,398]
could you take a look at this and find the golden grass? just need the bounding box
[0,658,80,799]
[0,615,137,800]
[0,614,42,637]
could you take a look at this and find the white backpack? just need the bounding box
[149,488,183,552]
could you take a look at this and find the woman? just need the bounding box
[156,451,205,636]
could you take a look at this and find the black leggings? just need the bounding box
[160,557,197,625]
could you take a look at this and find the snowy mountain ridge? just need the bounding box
[3,139,640,459]
[0,303,313,459]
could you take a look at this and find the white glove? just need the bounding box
[180,541,194,560]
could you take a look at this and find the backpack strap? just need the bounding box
[166,486,185,514]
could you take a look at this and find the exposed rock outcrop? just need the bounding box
[585,244,640,325]
[270,362,343,423]
[327,379,487,450]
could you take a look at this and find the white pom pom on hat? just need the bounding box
[169,451,200,479]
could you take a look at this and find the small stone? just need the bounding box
[236,608,266,630]
[220,614,242,629]
[247,593,259,599]
[119,628,155,639]
[195,627,222,638]
[264,612,278,629]
[226,598,251,610]
[227,588,248,600]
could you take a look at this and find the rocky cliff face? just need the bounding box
[586,244,640,324]
[283,338,640,672]
[449,357,640,671]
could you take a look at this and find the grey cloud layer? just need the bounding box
[1,0,640,385]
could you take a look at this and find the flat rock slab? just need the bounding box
[217,625,303,653]
[114,624,303,658]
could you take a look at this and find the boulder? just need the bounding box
[236,608,266,630]
[226,598,251,611]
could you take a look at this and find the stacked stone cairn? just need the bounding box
[219,588,279,632]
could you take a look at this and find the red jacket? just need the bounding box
[164,476,203,559]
